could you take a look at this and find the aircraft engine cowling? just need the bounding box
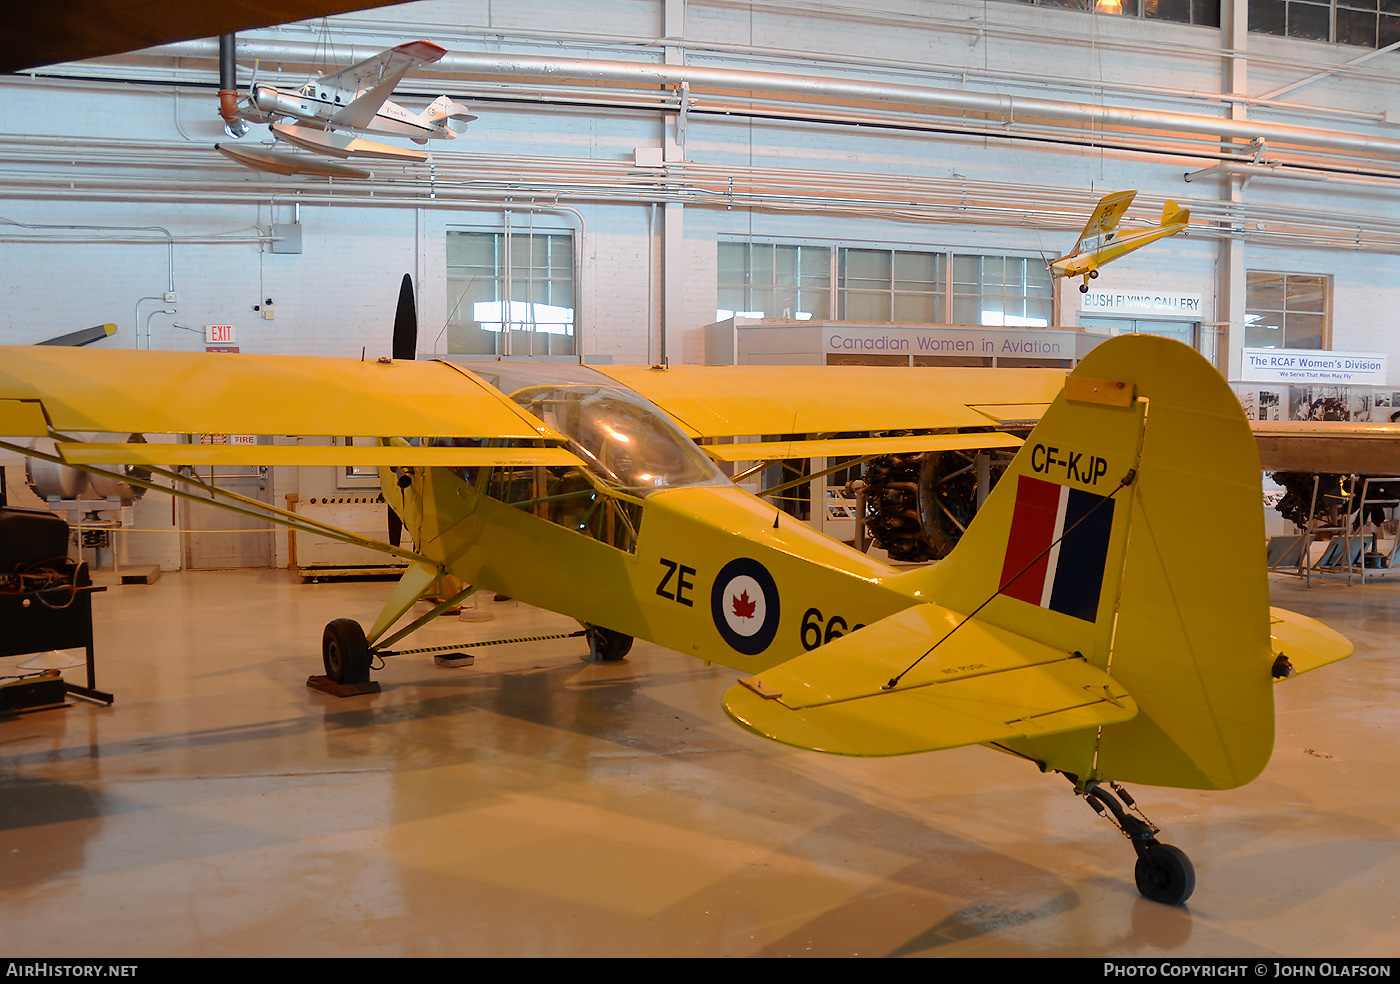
[253,86,318,121]
[856,444,999,563]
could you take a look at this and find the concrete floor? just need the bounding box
[0,569,1396,957]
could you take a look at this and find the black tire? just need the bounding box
[586,626,633,662]
[1134,843,1195,905]
[1079,282,1090,293]
[323,618,371,685]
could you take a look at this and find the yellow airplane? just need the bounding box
[0,318,1351,906]
[1050,191,1191,293]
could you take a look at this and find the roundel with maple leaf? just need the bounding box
[710,557,781,656]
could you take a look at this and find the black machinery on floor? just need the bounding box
[0,473,113,712]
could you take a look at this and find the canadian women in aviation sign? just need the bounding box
[711,558,781,655]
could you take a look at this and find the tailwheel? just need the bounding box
[584,625,634,663]
[1076,777,1195,906]
[323,618,371,684]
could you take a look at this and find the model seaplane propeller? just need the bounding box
[214,40,476,178]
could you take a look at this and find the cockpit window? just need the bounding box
[509,384,727,495]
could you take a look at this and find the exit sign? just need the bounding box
[205,324,237,344]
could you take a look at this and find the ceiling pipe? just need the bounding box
[217,34,239,128]
[145,39,1400,162]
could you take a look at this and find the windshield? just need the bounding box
[509,384,727,494]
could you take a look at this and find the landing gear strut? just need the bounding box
[1078,778,1196,905]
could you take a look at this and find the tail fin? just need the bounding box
[424,94,478,131]
[1162,199,1190,228]
[901,335,1275,790]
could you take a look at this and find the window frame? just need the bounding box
[1244,270,1333,351]
[446,227,576,358]
[718,238,1053,328]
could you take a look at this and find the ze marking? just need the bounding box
[657,558,697,607]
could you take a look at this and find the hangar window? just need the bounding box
[718,242,1051,327]
[446,230,575,357]
[951,255,1053,327]
[1249,0,1400,47]
[838,249,946,323]
[1245,272,1330,349]
[717,242,831,320]
[1004,0,1219,28]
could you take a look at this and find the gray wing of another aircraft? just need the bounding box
[323,40,447,129]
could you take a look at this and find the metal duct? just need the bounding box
[148,39,1400,163]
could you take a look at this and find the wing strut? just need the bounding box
[0,437,440,568]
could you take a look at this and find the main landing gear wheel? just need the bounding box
[323,618,371,685]
[1076,777,1196,906]
[1134,844,1196,906]
[585,625,633,662]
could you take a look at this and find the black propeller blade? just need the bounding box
[392,273,417,361]
[37,323,116,346]
[388,274,416,547]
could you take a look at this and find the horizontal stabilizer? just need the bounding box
[426,95,477,125]
[723,604,1136,756]
[1270,607,1354,680]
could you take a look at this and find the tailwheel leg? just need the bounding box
[1078,778,1196,905]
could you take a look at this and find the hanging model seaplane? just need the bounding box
[0,281,1351,906]
[215,40,476,178]
[1050,190,1191,293]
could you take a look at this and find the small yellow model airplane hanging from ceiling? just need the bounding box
[0,282,1349,908]
[1049,190,1191,293]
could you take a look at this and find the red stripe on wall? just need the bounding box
[999,475,1063,605]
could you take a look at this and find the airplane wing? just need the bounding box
[0,345,573,470]
[1252,419,1400,473]
[597,364,1065,440]
[596,364,1063,462]
[323,40,448,130]
[724,603,1136,756]
[1070,190,1137,256]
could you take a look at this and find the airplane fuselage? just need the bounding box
[1050,222,1188,279]
[387,463,919,676]
[251,85,454,140]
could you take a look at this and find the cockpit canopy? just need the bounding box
[510,384,726,494]
[460,361,728,496]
